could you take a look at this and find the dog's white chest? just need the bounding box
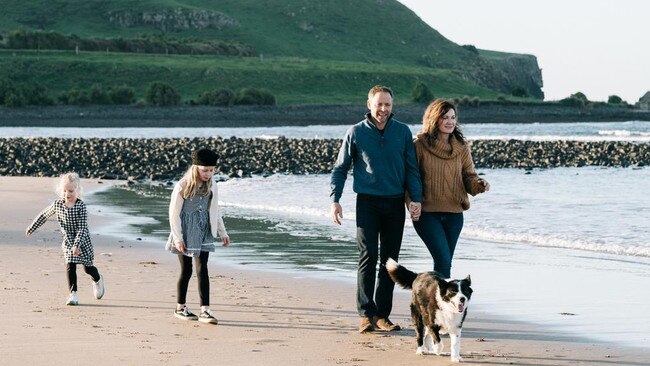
[435,311,464,334]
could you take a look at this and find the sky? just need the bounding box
[397,0,650,103]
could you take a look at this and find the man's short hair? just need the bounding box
[368,85,393,100]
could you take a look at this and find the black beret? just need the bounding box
[191,148,219,166]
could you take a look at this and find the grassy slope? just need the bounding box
[0,0,523,103]
[0,0,471,66]
[0,50,497,104]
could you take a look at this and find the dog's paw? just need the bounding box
[450,355,463,363]
[416,346,435,355]
[433,341,444,355]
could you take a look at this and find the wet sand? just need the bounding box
[1,176,648,365]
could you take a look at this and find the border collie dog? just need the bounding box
[386,258,472,363]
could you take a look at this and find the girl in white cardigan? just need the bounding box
[166,148,230,324]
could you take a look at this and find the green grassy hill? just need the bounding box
[0,0,544,104]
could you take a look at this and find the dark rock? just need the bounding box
[0,137,647,180]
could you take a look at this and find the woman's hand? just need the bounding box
[72,246,81,256]
[222,236,231,247]
[479,179,490,192]
[409,202,422,221]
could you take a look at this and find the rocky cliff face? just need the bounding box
[471,54,544,99]
[107,8,240,32]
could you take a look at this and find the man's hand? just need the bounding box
[409,202,422,222]
[331,203,343,225]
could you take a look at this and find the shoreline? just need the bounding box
[1,104,650,127]
[1,176,649,365]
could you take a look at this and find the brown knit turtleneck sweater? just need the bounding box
[413,136,485,213]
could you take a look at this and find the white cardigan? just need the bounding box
[168,178,228,246]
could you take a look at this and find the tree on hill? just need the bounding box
[109,85,136,105]
[145,82,180,106]
[607,95,623,104]
[411,81,433,104]
[559,91,589,108]
[198,89,236,106]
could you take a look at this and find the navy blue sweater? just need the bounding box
[330,115,422,203]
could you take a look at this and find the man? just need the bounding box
[330,85,422,333]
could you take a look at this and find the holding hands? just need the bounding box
[478,179,491,192]
[409,202,421,222]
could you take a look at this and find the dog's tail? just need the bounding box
[385,258,417,290]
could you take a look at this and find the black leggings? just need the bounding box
[66,263,100,292]
[177,251,210,306]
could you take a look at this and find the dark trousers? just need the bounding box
[355,194,405,318]
[177,251,210,306]
[66,263,100,292]
[413,212,464,278]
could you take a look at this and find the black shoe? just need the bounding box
[174,306,198,321]
[198,310,218,324]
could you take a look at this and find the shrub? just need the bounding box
[58,88,91,105]
[0,80,53,106]
[461,44,479,55]
[511,87,528,98]
[22,83,53,106]
[109,85,136,105]
[411,81,433,104]
[0,79,16,104]
[470,97,480,107]
[607,95,623,104]
[4,90,26,107]
[570,92,588,102]
[89,84,111,105]
[559,92,589,108]
[145,82,180,106]
[234,88,275,105]
[197,88,236,106]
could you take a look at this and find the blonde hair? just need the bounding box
[418,98,466,146]
[180,165,212,199]
[57,172,83,199]
[368,85,393,100]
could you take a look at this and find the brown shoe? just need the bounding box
[374,317,401,331]
[358,317,375,333]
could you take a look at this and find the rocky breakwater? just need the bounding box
[0,138,647,180]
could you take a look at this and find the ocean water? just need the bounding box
[2,120,650,141]
[89,167,650,348]
[5,121,648,346]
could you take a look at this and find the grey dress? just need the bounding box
[27,199,95,266]
[166,192,216,257]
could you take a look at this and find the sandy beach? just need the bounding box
[1,176,648,365]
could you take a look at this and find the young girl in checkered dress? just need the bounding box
[26,172,105,306]
[166,148,230,324]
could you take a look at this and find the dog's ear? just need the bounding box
[463,275,471,286]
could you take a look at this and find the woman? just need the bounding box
[411,99,489,278]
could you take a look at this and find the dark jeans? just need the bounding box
[66,263,100,292]
[177,251,210,306]
[413,212,464,278]
[355,194,405,318]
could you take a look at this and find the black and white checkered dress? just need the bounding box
[27,199,95,266]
